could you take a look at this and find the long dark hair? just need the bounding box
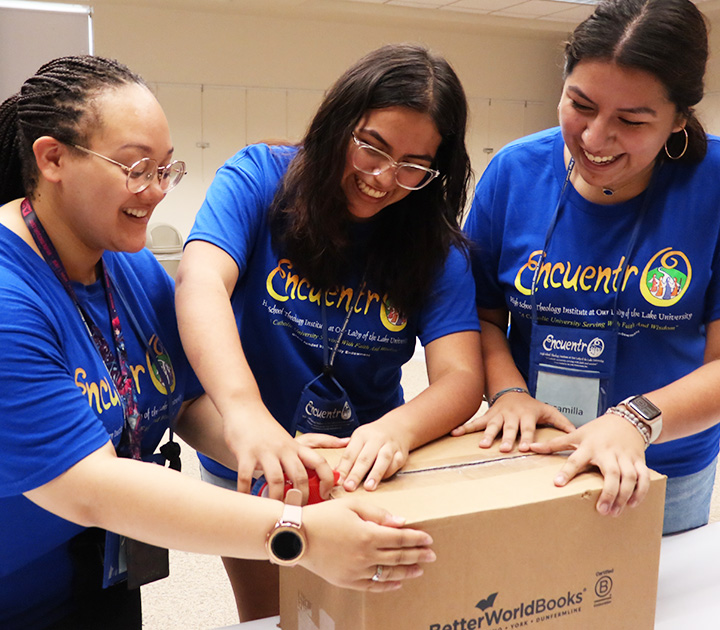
[269,43,472,315]
[0,55,146,204]
[564,0,708,162]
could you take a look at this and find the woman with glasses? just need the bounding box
[0,55,438,630]
[458,0,720,535]
[175,43,483,620]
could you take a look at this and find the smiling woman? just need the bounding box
[340,107,441,220]
[558,60,686,204]
[174,43,483,622]
[0,55,438,630]
[42,83,175,270]
[460,0,720,540]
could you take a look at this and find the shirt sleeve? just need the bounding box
[464,159,509,311]
[0,282,110,497]
[186,144,294,275]
[416,245,481,347]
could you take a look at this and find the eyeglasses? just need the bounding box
[70,144,187,194]
[351,132,440,191]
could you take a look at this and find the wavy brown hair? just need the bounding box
[269,44,472,315]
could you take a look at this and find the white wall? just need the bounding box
[0,3,92,102]
[15,1,720,237]
[696,21,720,140]
[87,2,566,237]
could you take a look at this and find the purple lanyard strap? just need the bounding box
[21,198,143,459]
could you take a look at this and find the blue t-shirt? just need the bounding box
[465,127,720,478]
[188,143,480,477]
[0,226,202,629]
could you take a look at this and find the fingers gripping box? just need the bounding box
[279,429,666,630]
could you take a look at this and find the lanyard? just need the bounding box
[21,199,144,460]
[109,274,181,470]
[320,278,367,375]
[530,159,662,331]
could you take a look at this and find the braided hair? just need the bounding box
[0,55,146,204]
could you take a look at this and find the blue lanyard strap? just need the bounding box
[321,277,367,374]
[530,160,663,331]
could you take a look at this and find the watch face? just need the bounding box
[629,396,661,421]
[269,527,305,565]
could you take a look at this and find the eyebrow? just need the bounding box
[567,85,658,116]
[357,127,434,162]
[119,143,175,159]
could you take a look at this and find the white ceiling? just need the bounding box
[341,0,716,23]
[344,0,598,23]
[74,0,720,34]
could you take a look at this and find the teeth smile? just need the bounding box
[356,177,387,199]
[584,150,617,164]
[124,208,148,218]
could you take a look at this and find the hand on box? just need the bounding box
[451,392,575,452]
[529,413,651,515]
[226,411,337,502]
[300,499,435,591]
[295,432,350,449]
[335,422,411,492]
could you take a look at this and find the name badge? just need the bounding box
[103,532,169,590]
[292,372,359,437]
[529,324,617,426]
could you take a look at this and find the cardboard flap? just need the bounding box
[331,462,600,522]
[315,426,568,471]
[401,427,566,471]
[325,428,665,523]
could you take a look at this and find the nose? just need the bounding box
[582,116,613,152]
[373,165,398,190]
[137,177,167,203]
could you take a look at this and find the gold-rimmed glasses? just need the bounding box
[70,144,186,193]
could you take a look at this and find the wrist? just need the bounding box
[372,410,416,451]
[619,395,663,444]
[605,406,651,449]
[217,392,270,423]
[266,488,307,566]
[223,406,282,441]
[487,387,531,407]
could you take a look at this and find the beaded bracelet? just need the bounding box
[488,387,530,407]
[606,406,651,449]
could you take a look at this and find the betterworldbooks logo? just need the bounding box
[428,589,585,630]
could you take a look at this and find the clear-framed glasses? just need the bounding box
[70,144,187,194]
[351,132,440,191]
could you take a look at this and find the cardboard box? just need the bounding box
[279,428,666,630]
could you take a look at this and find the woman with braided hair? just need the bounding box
[0,55,436,630]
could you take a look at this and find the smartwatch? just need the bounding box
[266,488,307,566]
[621,395,663,444]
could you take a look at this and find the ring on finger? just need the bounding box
[371,565,383,582]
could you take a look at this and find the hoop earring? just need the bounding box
[664,127,688,160]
